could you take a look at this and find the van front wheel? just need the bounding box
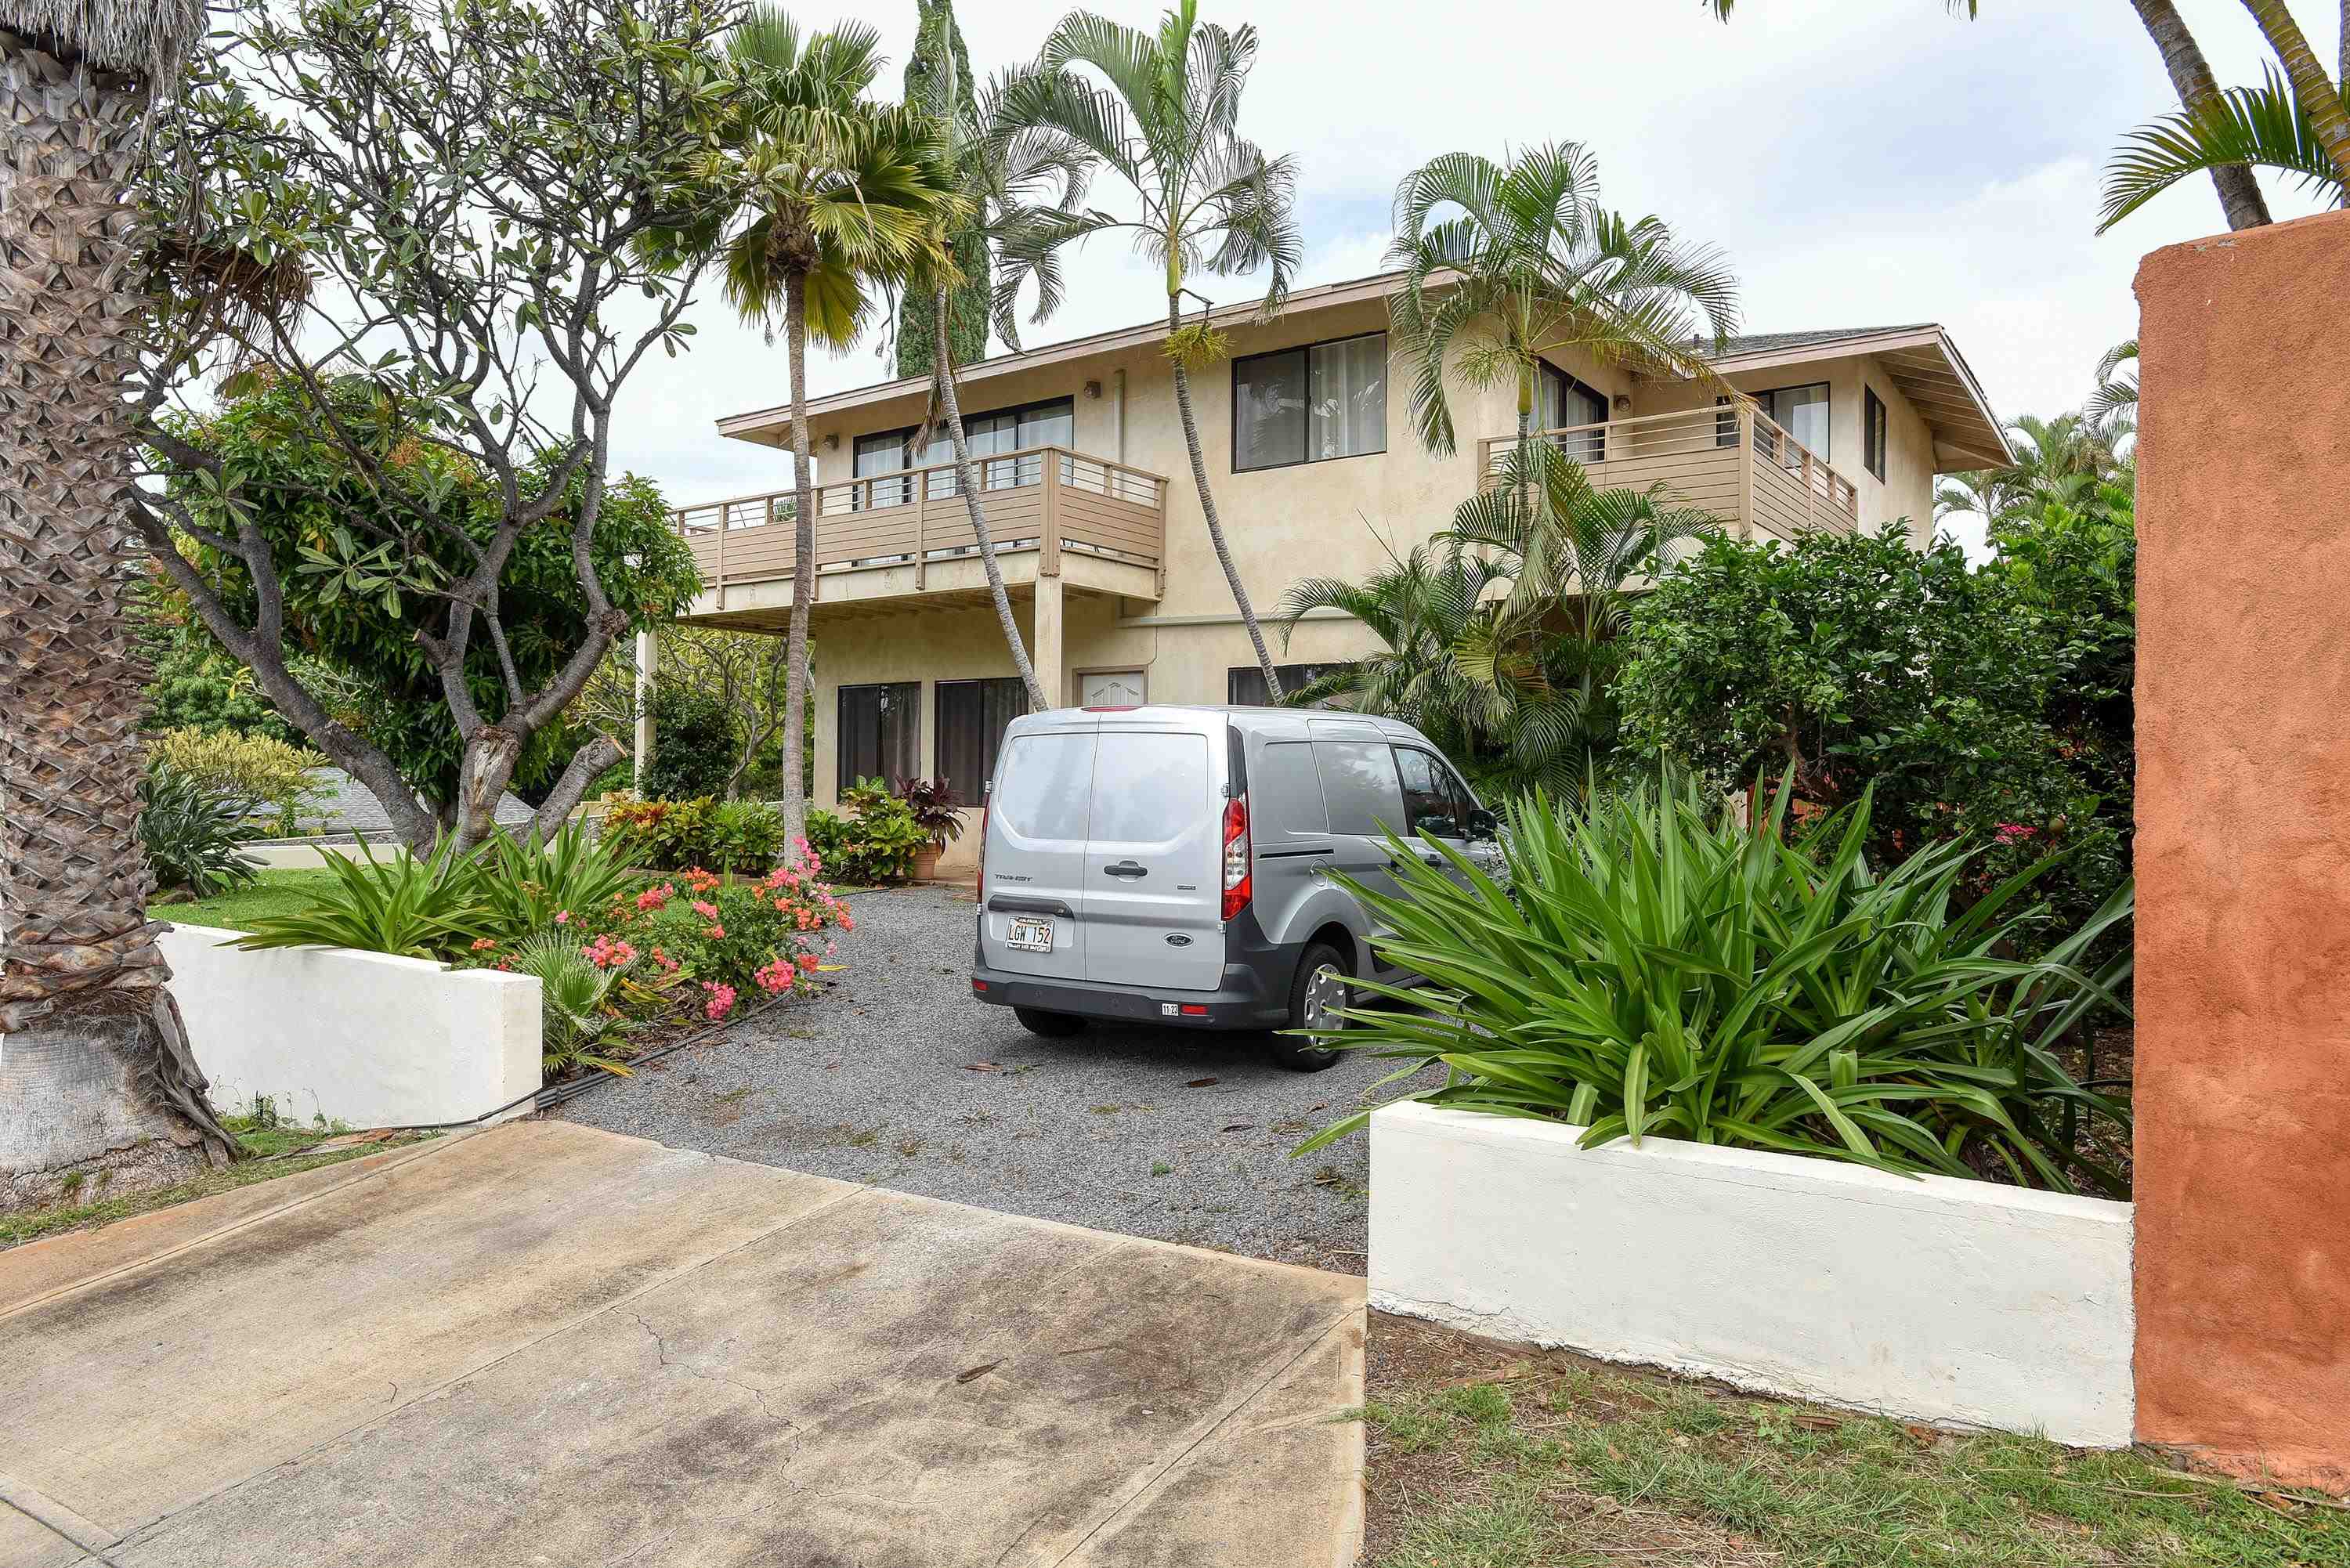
[1270,943,1348,1072]
[1014,1006,1086,1039]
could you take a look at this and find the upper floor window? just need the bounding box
[1754,382,1829,461]
[851,396,1076,504]
[1231,332,1386,472]
[1864,387,1889,482]
[1228,663,1350,706]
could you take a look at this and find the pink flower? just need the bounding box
[795,951,819,971]
[554,910,571,925]
[703,924,725,940]
[470,938,497,952]
[635,884,673,913]
[700,981,738,1020]
[690,899,718,919]
[1994,822,2035,845]
[837,913,855,932]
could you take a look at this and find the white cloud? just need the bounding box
[608,0,2341,529]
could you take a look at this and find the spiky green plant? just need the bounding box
[506,931,634,1078]
[1295,776,2133,1197]
[471,820,639,936]
[228,837,490,959]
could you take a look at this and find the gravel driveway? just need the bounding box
[558,883,1435,1274]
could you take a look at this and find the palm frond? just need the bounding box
[2101,69,2348,233]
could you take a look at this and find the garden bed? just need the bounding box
[1368,1101,2135,1447]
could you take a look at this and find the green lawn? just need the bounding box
[1363,1314,2346,1567]
[1,1117,439,1250]
[150,866,343,930]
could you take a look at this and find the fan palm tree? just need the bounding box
[0,1,240,1187]
[902,52,1095,712]
[994,1,1301,700]
[1384,142,1740,468]
[656,9,959,839]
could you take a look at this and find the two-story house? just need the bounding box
[670,269,2011,868]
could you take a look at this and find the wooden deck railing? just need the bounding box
[674,445,1167,596]
[1477,403,1861,543]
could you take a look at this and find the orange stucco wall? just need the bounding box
[2132,208,2350,1491]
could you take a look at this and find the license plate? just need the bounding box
[1006,916,1055,952]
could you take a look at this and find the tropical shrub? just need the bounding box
[1618,524,2124,944]
[1297,779,2133,1197]
[504,931,636,1077]
[605,861,852,1017]
[639,681,740,801]
[599,796,787,874]
[891,777,966,845]
[140,766,262,899]
[230,839,490,959]
[805,795,927,885]
[146,727,331,835]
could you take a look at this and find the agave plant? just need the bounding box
[1296,775,2133,1197]
[229,836,490,959]
[505,931,634,1078]
[139,765,262,900]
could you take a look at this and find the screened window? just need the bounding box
[1232,332,1386,472]
[1864,387,1889,482]
[1090,732,1209,843]
[935,677,1028,799]
[991,732,1094,841]
[1251,741,1329,837]
[836,681,919,793]
[1227,663,1350,706]
[1755,382,1830,461]
[1313,740,1405,837]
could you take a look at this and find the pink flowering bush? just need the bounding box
[607,846,849,1011]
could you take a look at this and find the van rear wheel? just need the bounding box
[1014,1006,1086,1039]
[1270,942,1349,1072]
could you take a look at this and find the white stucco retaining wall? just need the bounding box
[1369,1100,2135,1447]
[158,925,541,1131]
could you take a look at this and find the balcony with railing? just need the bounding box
[672,445,1168,623]
[1478,403,1860,544]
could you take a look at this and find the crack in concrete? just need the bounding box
[633,1311,795,1426]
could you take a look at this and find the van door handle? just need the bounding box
[1102,860,1148,879]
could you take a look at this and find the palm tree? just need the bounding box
[1939,410,2135,530]
[2101,63,2348,229]
[1384,143,1740,466]
[659,9,958,839]
[2126,0,2274,230]
[0,2,240,1188]
[902,52,1095,712]
[2088,339,2139,422]
[1281,443,1716,797]
[2236,0,2350,179]
[994,1,1301,700]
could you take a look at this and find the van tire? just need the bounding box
[1014,1006,1086,1039]
[1270,942,1349,1072]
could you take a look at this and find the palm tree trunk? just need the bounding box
[1166,295,1283,703]
[937,287,1047,713]
[2131,0,2276,229]
[777,269,815,845]
[2239,0,2350,179]
[0,38,234,1193]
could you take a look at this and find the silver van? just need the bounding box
[968,705,1496,1071]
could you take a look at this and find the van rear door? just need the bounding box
[981,721,1097,981]
[1080,724,1224,991]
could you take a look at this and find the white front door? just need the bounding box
[1080,670,1147,707]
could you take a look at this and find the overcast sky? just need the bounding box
[609,0,2341,558]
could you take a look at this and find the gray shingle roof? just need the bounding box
[1707,326,1937,358]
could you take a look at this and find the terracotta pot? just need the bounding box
[910,842,942,883]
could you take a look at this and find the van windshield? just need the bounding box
[1090,732,1209,844]
[992,732,1095,841]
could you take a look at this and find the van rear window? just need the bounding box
[1314,740,1406,836]
[992,732,1095,840]
[1090,732,1209,844]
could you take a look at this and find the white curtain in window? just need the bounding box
[1310,336,1386,461]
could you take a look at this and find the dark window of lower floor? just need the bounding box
[935,677,1029,799]
[837,681,920,793]
[1227,663,1352,707]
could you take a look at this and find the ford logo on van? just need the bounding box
[1164,934,1193,947]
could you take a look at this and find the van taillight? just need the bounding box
[1220,794,1251,920]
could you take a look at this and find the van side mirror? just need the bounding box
[1466,807,1499,841]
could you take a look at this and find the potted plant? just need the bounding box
[891,776,966,882]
